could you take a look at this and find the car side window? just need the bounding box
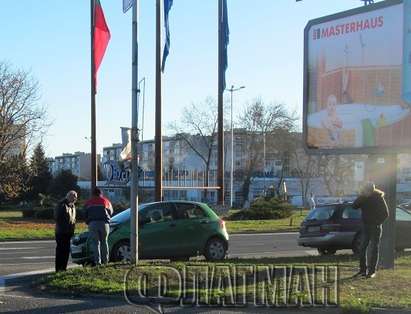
[396,208,411,222]
[342,207,361,220]
[141,203,174,224]
[175,203,206,220]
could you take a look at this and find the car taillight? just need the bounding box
[219,219,226,229]
[320,224,341,233]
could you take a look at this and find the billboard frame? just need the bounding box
[303,0,406,155]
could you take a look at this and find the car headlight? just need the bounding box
[72,233,88,245]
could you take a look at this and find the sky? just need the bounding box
[0,0,371,157]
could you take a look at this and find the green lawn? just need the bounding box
[0,210,87,241]
[225,210,307,233]
[39,253,411,313]
[0,209,307,241]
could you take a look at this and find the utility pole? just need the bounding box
[155,0,163,201]
[227,85,245,208]
[130,0,139,265]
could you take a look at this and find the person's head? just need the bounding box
[361,182,375,196]
[326,94,337,114]
[93,187,102,197]
[66,190,78,204]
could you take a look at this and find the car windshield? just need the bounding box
[110,203,148,224]
[306,205,337,221]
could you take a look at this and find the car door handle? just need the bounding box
[169,223,176,227]
[200,220,209,224]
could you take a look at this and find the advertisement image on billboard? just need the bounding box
[304,0,411,153]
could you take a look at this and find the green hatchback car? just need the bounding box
[71,201,229,264]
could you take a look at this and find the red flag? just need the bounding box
[93,0,111,92]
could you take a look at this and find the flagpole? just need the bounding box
[155,0,163,201]
[90,0,97,195]
[130,0,140,265]
[217,0,225,205]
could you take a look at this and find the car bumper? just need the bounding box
[70,242,90,264]
[298,232,355,248]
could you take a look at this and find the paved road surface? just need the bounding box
[0,234,354,313]
[0,232,319,277]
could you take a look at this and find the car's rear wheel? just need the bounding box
[352,233,362,255]
[111,240,131,262]
[204,237,227,261]
[317,248,337,255]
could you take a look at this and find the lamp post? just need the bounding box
[226,85,245,208]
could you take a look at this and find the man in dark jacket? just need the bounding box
[84,188,113,265]
[353,182,389,278]
[54,190,77,272]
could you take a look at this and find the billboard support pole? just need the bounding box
[380,154,397,270]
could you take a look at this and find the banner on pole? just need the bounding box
[123,0,135,13]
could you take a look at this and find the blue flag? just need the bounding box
[162,0,173,72]
[221,0,229,90]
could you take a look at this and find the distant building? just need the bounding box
[48,152,101,181]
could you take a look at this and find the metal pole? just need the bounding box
[217,0,224,205]
[230,87,234,208]
[380,154,397,269]
[90,0,97,195]
[155,0,163,201]
[130,0,139,265]
[139,77,146,142]
[263,131,266,193]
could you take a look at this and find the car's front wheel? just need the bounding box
[111,240,131,262]
[204,237,227,261]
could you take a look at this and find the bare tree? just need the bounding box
[317,155,355,196]
[169,98,219,199]
[237,99,297,206]
[0,62,47,161]
[292,149,319,207]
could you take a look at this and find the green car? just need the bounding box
[71,201,229,264]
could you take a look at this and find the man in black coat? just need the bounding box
[54,190,77,272]
[353,182,389,278]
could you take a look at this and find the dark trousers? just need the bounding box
[359,224,382,274]
[55,233,73,272]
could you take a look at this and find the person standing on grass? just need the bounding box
[54,190,77,272]
[84,188,113,266]
[353,182,389,279]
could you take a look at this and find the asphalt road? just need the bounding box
[0,234,350,314]
[0,233,315,277]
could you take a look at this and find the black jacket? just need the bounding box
[54,199,76,235]
[353,190,389,226]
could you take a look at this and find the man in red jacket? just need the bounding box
[84,188,113,265]
[353,182,389,278]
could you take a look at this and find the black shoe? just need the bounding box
[354,271,366,277]
[366,272,376,279]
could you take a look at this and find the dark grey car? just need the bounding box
[298,203,411,255]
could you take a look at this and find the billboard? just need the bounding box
[304,0,411,153]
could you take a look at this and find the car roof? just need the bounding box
[316,202,353,207]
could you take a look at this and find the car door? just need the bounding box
[172,202,210,255]
[139,202,178,258]
[395,207,411,249]
[339,205,362,247]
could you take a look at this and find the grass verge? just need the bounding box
[38,253,411,312]
[0,210,307,241]
[225,210,307,234]
[0,210,86,241]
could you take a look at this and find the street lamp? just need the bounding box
[226,85,245,208]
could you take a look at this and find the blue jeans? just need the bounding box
[89,221,110,265]
[359,224,382,274]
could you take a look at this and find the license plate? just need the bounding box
[308,226,321,232]
[71,245,83,254]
